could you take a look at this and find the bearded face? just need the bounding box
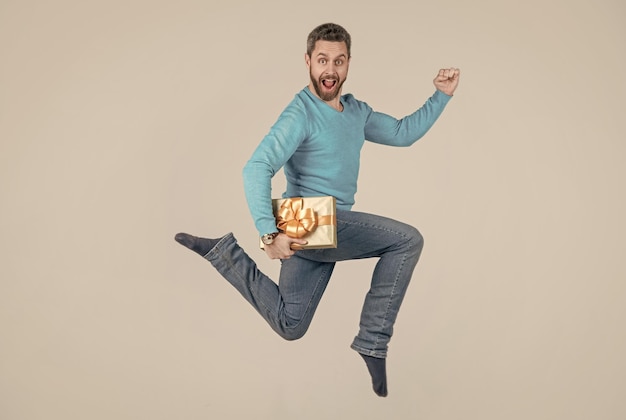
[310,69,346,101]
[306,40,350,103]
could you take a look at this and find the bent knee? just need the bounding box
[279,329,306,341]
[406,225,424,252]
[276,324,309,341]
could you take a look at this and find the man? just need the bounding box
[175,23,460,397]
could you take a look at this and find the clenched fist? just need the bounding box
[433,68,460,96]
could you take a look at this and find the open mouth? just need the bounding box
[321,78,337,90]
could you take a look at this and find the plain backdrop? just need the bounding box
[1,0,625,419]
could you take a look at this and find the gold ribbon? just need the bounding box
[276,198,334,238]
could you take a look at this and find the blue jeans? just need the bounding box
[204,209,424,358]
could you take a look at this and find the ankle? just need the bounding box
[174,233,220,256]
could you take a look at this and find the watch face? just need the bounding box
[262,233,276,245]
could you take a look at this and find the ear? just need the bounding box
[304,53,311,69]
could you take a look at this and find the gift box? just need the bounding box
[260,196,337,250]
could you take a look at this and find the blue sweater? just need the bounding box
[243,87,452,235]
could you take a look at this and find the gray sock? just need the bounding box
[174,232,221,257]
[359,353,388,397]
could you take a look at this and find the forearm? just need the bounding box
[242,102,308,235]
[242,159,278,235]
[365,90,452,147]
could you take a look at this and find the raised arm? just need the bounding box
[364,68,460,147]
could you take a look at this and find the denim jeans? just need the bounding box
[204,209,424,358]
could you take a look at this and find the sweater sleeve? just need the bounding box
[242,101,308,236]
[364,90,452,147]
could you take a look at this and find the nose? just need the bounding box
[324,67,337,79]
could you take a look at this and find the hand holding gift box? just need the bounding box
[260,196,337,250]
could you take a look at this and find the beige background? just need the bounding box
[1,0,625,419]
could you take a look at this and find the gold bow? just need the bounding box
[276,198,318,238]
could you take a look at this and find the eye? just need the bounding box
[319,58,327,64]
[335,60,343,66]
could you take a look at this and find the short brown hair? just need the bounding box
[306,23,351,57]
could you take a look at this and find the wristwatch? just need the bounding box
[261,232,280,245]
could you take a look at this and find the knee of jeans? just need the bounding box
[406,225,424,253]
[273,310,312,340]
[278,326,307,341]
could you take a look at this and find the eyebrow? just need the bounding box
[316,52,347,59]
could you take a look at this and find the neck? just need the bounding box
[307,84,343,112]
